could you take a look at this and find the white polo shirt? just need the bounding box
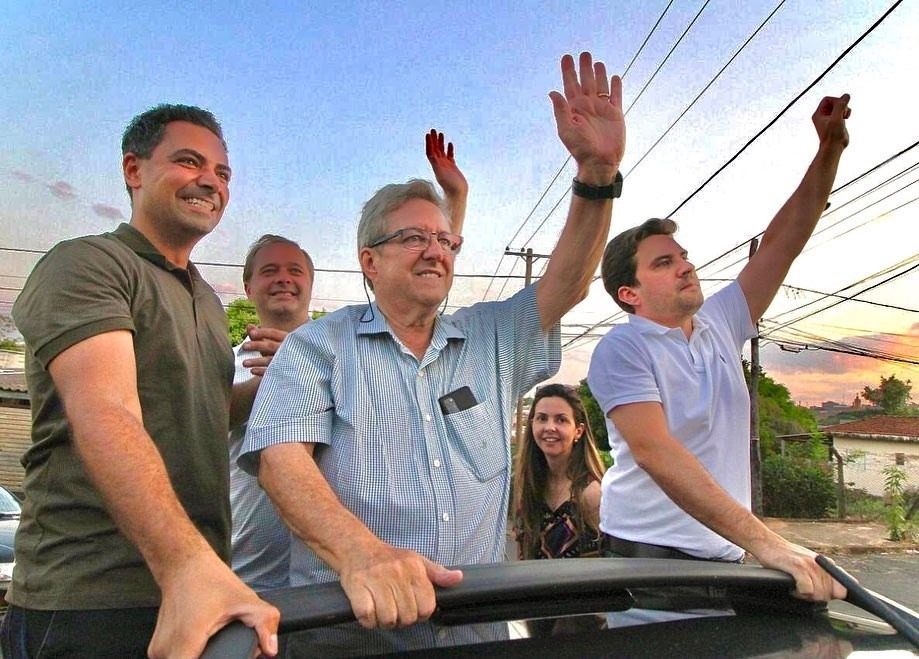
[587,281,756,561]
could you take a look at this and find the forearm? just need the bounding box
[71,405,219,585]
[445,189,467,236]
[759,142,845,257]
[259,443,385,572]
[230,376,260,430]
[536,191,613,330]
[635,436,778,555]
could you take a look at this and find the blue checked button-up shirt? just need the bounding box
[229,341,292,590]
[240,284,560,585]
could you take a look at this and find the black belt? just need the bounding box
[599,534,709,562]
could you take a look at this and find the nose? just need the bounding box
[196,167,223,192]
[421,233,447,260]
[678,256,695,277]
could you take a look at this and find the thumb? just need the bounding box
[423,558,464,588]
[548,91,571,128]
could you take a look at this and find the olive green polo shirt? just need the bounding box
[10,223,234,609]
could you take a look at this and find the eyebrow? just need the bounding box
[171,148,232,177]
[650,249,688,266]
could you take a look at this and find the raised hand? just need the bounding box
[425,129,468,200]
[425,128,468,234]
[813,94,851,149]
[549,52,626,184]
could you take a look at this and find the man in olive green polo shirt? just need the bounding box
[4,104,279,657]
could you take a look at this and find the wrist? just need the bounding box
[572,171,622,200]
[574,163,620,186]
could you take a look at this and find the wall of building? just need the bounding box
[834,436,919,497]
[0,405,30,495]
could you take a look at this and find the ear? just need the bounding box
[359,247,379,284]
[575,423,585,441]
[123,153,143,194]
[618,285,640,309]
[243,281,252,299]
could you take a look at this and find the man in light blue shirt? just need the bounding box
[242,52,627,629]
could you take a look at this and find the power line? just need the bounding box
[624,0,712,116]
[765,255,919,333]
[624,0,787,180]
[480,0,682,301]
[667,0,904,218]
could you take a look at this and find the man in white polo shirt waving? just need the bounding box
[588,92,852,602]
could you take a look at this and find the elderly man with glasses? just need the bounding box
[241,52,626,631]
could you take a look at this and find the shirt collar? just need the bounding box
[627,312,709,338]
[110,223,202,287]
[356,303,466,347]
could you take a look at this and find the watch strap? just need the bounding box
[571,171,623,199]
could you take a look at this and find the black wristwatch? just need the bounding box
[571,171,623,200]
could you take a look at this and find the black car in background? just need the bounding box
[203,558,919,658]
[0,485,21,608]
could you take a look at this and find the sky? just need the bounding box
[1,0,917,406]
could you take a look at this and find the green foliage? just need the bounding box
[743,361,818,456]
[843,488,887,522]
[0,338,24,352]
[578,379,609,451]
[311,309,328,320]
[598,450,613,470]
[226,298,259,346]
[883,466,918,541]
[762,454,835,518]
[862,374,913,415]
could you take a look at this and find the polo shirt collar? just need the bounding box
[628,312,709,339]
[111,222,201,277]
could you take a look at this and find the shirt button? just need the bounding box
[418,369,425,378]
[425,414,432,422]
[442,513,450,522]
[433,459,441,468]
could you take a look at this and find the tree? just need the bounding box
[744,361,819,457]
[0,338,24,352]
[861,374,912,415]
[578,379,609,451]
[226,298,259,346]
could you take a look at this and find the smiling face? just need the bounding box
[531,396,585,463]
[244,241,313,331]
[123,120,231,250]
[619,233,704,328]
[360,197,455,314]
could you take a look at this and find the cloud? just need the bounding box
[213,283,241,294]
[47,181,77,200]
[11,170,34,182]
[91,204,125,220]
[760,326,919,405]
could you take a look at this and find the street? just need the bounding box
[826,552,919,620]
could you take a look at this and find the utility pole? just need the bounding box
[747,238,763,516]
[505,247,549,444]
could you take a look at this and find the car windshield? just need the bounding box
[0,487,21,515]
[201,560,918,658]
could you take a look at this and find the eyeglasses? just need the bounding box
[368,227,463,255]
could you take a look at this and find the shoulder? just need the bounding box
[580,480,602,510]
[450,283,537,324]
[589,322,648,367]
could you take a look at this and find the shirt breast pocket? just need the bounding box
[442,399,506,482]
